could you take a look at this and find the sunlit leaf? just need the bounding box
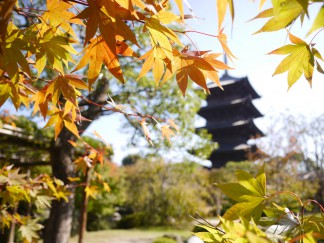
[85,185,98,199]
[19,219,43,242]
[74,36,124,89]
[255,0,303,33]
[217,0,234,31]
[306,5,324,36]
[42,0,84,37]
[269,32,314,88]
[216,165,267,222]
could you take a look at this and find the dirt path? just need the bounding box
[69,229,191,243]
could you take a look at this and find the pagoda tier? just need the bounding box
[198,96,262,122]
[207,74,260,99]
[206,119,264,142]
[209,144,259,168]
[198,73,263,168]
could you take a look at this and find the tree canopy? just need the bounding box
[0,0,323,142]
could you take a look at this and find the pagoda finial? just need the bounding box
[221,54,231,79]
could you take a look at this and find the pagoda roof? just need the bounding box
[216,143,253,152]
[209,144,259,168]
[204,119,264,142]
[206,74,260,100]
[198,96,263,121]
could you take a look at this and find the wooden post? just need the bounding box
[7,205,17,243]
[78,167,91,243]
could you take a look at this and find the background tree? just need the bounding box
[257,113,324,205]
[121,157,210,227]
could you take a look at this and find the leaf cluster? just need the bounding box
[217,0,324,89]
[194,164,324,242]
[0,0,232,144]
[0,165,70,242]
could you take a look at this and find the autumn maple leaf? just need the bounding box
[74,36,125,88]
[42,0,84,37]
[269,32,319,88]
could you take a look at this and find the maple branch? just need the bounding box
[174,30,218,38]
[267,191,304,207]
[13,7,42,24]
[182,32,201,54]
[189,213,226,234]
[65,0,89,6]
[15,7,46,12]
[303,199,324,212]
[78,95,165,123]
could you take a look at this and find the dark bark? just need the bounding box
[43,78,109,243]
[43,129,76,243]
[314,170,324,208]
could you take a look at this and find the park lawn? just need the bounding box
[69,228,192,243]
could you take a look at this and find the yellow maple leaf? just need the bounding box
[42,0,84,37]
[217,0,234,31]
[85,185,98,199]
[269,32,316,89]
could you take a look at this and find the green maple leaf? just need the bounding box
[35,195,52,209]
[216,164,267,222]
[306,5,324,36]
[19,218,43,242]
[269,32,316,88]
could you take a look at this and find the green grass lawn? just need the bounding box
[69,228,192,243]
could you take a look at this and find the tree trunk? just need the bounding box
[43,129,76,243]
[43,78,109,243]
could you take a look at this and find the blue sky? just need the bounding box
[2,1,324,165]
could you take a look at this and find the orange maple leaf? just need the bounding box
[74,36,124,89]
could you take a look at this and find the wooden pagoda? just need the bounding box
[198,72,264,168]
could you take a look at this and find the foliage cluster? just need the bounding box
[219,0,324,89]
[208,160,319,216]
[0,0,232,145]
[194,165,324,242]
[0,165,69,242]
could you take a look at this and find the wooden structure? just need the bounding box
[0,124,51,166]
[198,73,264,168]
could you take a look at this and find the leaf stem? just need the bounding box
[175,30,218,38]
[267,191,304,207]
[309,28,324,45]
[65,0,89,6]
[303,199,324,212]
[182,32,201,54]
